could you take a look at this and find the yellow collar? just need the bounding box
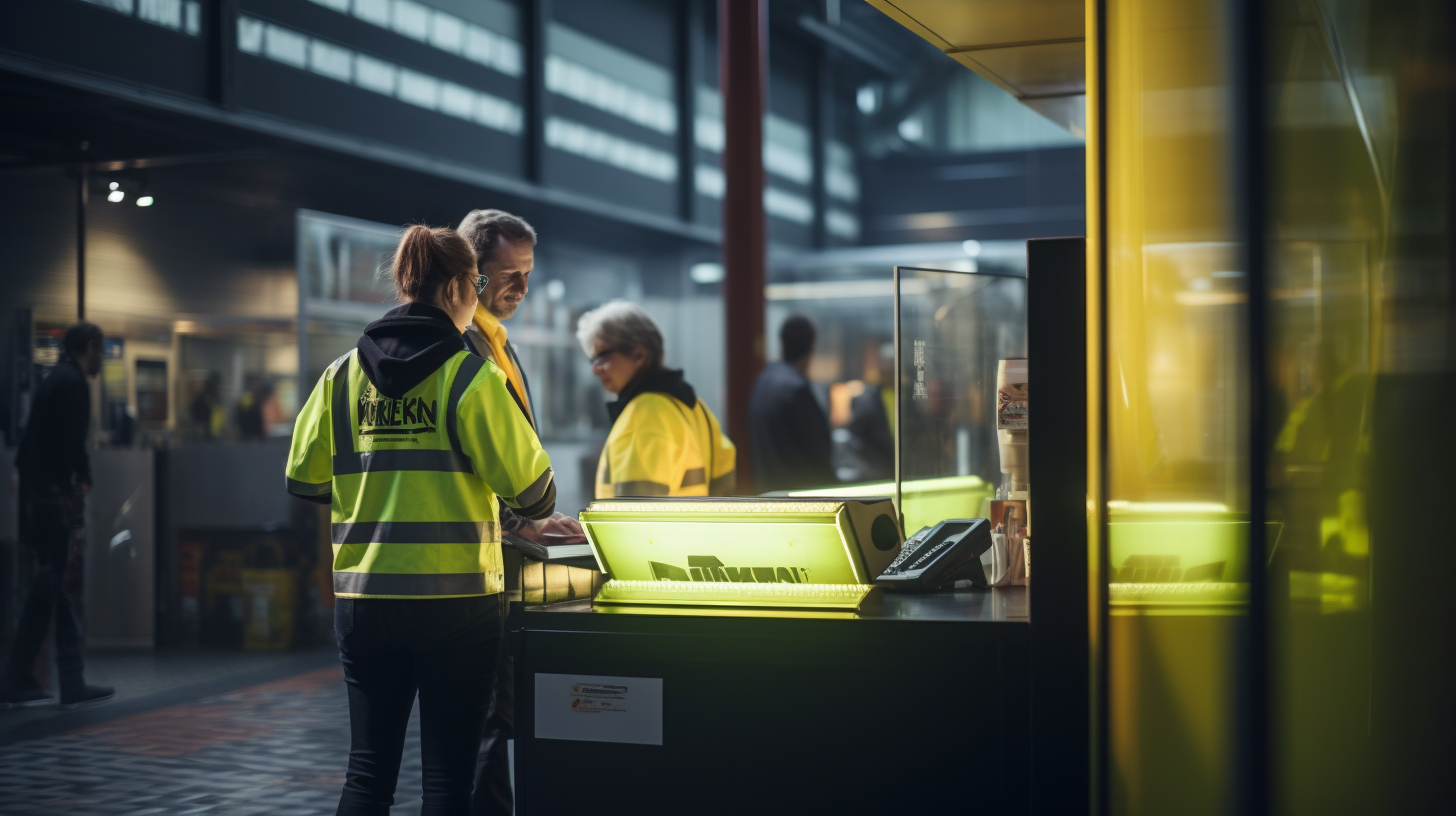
[472,303,508,344]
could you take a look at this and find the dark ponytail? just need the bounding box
[390,225,477,303]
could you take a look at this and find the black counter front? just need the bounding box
[511,587,1030,815]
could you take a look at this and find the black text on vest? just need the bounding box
[357,386,438,435]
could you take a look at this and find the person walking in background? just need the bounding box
[577,300,735,499]
[286,225,557,815]
[748,315,834,492]
[457,207,581,816]
[0,323,114,709]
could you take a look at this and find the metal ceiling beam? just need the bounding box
[0,52,721,246]
[796,15,900,75]
[0,149,267,177]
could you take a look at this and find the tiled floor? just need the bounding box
[0,662,431,815]
[0,649,339,737]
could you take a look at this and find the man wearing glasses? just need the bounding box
[456,209,582,816]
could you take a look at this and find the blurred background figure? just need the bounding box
[748,314,833,492]
[847,343,897,483]
[188,371,224,440]
[578,301,735,498]
[235,378,280,442]
[189,370,222,440]
[1,323,114,709]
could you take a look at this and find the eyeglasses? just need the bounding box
[474,274,490,295]
[589,347,626,367]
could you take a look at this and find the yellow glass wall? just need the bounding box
[1102,1,1246,814]
[1267,1,1453,814]
[1099,0,1456,812]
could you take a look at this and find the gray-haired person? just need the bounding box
[577,300,736,499]
[1,323,114,709]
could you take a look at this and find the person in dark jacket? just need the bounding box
[748,315,834,492]
[1,323,114,709]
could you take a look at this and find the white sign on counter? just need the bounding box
[534,673,664,745]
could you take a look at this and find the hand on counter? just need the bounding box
[516,512,587,546]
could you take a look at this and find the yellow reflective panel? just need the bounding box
[1103,0,1244,813]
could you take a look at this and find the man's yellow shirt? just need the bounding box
[471,302,533,424]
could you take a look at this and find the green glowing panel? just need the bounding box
[787,475,993,534]
[579,497,902,610]
[594,580,878,613]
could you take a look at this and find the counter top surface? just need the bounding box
[520,585,1027,627]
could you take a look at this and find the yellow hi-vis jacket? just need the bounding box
[595,391,736,498]
[287,350,554,599]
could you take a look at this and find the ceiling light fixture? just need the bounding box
[134,172,155,207]
[689,262,724,284]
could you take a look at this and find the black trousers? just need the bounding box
[336,594,501,816]
[4,486,85,688]
[471,594,514,816]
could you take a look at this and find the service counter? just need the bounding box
[509,587,1030,815]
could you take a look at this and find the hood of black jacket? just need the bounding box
[607,367,697,424]
[357,303,467,399]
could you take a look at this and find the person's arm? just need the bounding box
[285,367,335,504]
[456,363,556,519]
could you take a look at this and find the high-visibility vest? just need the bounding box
[595,392,736,498]
[287,350,554,599]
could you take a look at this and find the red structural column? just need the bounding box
[720,0,766,494]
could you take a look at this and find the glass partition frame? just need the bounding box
[892,265,1028,534]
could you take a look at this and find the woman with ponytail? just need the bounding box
[287,225,557,815]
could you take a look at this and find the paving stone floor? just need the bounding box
[0,666,429,815]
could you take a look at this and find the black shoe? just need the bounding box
[0,683,55,708]
[58,684,114,709]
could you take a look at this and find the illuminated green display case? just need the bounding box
[787,475,994,539]
[579,497,902,613]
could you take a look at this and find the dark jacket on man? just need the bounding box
[16,355,92,490]
[748,361,833,492]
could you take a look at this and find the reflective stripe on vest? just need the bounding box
[331,520,500,545]
[333,571,487,597]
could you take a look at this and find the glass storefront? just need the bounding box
[1094,0,1456,812]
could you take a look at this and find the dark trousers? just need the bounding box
[336,595,501,816]
[471,594,514,815]
[4,486,84,688]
